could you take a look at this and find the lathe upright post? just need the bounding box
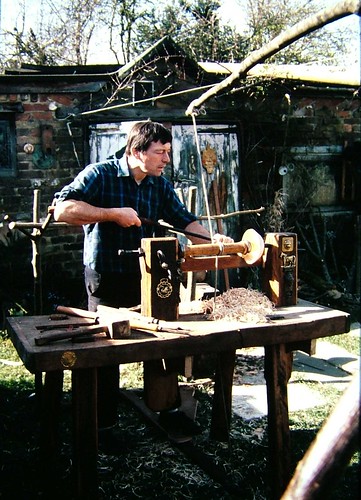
[140,237,180,321]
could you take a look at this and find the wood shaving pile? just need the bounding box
[202,287,274,323]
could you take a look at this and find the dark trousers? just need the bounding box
[84,267,180,427]
[85,267,141,428]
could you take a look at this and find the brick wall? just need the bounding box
[241,92,360,296]
[242,93,360,206]
[0,87,360,312]
[0,91,86,311]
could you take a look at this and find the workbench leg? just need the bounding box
[264,344,293,499]
[72,368,98,500]
[143,359,181,411]
[34,372,43,410]
[210,349,236,441]
[39,371,63,495]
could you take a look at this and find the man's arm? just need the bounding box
[53,199,141,227]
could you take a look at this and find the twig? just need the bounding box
[198,207,265,220]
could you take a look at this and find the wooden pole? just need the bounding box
[281,374,359,500]
[31,190,44,402]
[212,178,230,290]
[185,186,198,301]
[31,189,42,315]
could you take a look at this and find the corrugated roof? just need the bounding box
[5,63,123,76]
[198,62,360,87]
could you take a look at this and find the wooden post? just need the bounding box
[140,237,181,411]
[210,349,236,441]
[281,374,359,500]
[140,237,180,321]
[39,371,64,496]
[185,186,198,302]
[263,233,298,307]
[264,344,293,499]
[32,189,43,315]
[212,178,230,291]
[72,368,98,499]
[355,215,361,295]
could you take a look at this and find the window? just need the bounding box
[0,118,16,177]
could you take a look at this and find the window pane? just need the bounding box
[0,120,16,177]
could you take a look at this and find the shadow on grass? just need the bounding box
[0,376,359,499]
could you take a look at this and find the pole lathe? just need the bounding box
[139,229,265,320]
[136,229,297,414]
[180,229,265,273]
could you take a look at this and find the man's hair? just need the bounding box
[125,121,172,155]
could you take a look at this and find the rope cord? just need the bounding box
[191,113,214,239]
[191,112,219,304]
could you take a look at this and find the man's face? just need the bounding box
[135,141,171,177]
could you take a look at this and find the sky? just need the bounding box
[0,0,360,67]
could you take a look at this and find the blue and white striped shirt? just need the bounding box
[55,155,196,273]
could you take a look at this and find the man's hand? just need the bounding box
[108,207,141,227]
[212,233,234,244]
[184,221,234,245]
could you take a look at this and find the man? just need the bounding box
[54,121,232,444]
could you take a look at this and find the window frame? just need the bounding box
[0,116,17,178]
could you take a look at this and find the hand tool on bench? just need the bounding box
[34,307,131,345]
[96,305,191,335]
[34,324,111,346]
[55,305,191,336]
[37,320,99,332]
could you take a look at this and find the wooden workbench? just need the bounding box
[6,300,350,499]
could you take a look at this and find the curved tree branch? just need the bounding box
[185,0,361,116]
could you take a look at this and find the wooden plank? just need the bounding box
[119,386,194,443]
[181,254,248,272]
[119,389,241,495]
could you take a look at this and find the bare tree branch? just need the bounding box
[186,0,361,116]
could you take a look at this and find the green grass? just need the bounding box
[327,330,360,356]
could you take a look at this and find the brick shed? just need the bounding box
[0,37,359,316]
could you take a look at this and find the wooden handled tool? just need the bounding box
[56,306,98,320]
[34,324,110,346]
[140,217,212,241]
[33,306,131,345]
[55,305,190,335]
[96,305,191,335]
